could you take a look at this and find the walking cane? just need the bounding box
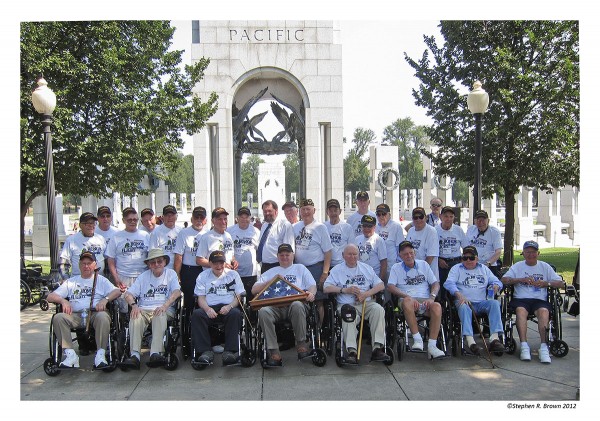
[356,299,367,361]
[234,292,255,332]
[85,268,100,338]
[468,301,495,368]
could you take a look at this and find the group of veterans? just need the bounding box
[47,192,562,370]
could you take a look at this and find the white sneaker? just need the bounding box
[60,349,80,368]
[428,345,445,360]
[94,349,108,369]
[212,345,224,353]
[411,338,424,351]
[520,346,531,361]
[539,346,551,364]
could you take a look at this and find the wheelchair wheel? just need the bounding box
[43,357,60,376]
[20,279,31,311]
[550,340,569,358]
[397,337,405,361]
[504,337,517,355]
[334,341,344,367]
[165,354,179,371]
[383,346,394,366]
[311,348,327,367]
[40,299,50,311]
[451,335,460,357]
[241,345,257,367]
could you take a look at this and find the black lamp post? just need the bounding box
[467,81,489,217]
[31,77,60,282]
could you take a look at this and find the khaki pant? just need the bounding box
[340,301,386,351]
[53,311,111,351]
[129,309,174,355]
[258,301,307,351]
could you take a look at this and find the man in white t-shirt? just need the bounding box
[375,203,405,279]
[227,206,260,300]
[282,201,299,224]
[196,207,238,270]
[355,214,387,281]
[502,241,563,364]
[436,206,468,296]
[347,191,376,236]
[139,208,156,234]
[47,251,121,369]
[406,206,440,280]
[121,248,181,369]
[148,204,181,270]
[324,198,355,268]
[466,210,503,278]
[251,243,316,367]
[59,212,107,279]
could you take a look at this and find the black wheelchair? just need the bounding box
[20,256,57,311]
[118,294,184,371]
[563,252,579,317]
[44,300,122,376]
[385,295,450,361]
[255,301,327,368]
[189,294,257,370]
[501,281,568,358]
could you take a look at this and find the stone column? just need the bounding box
[180,193,188,218]
[154,180,169,213]
[536,189,562,245]
[435,176,455,207]
[190,193,196,210]
[514,187,534,248]
[482,194,497,227]
[560,185,579,244]
[32,194,66,258]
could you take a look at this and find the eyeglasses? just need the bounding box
[147,258,165,266]
[461,255,476,261]
[125,218,139,223]
[412,215,425,220]
[376,212,387,216]
[431,204,442,208]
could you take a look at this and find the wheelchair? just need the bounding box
[189,294,257,370]
[20,256,57,311]
[255,301,327,368]
[44,300,122,376]
[386,295,450,361]
[563,252,579,317]
[330,296,394,367]
[118,294,184,371]
[501,280,568,358]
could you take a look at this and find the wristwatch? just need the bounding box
[430,292,437,298]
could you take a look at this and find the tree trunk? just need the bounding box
[503,187,517,267]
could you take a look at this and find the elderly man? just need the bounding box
[466,210,503,278]
[149,205,181,270]
[105,207,150,315]
[375,203,405,279]
[347,191,376,236]
[406,206,440,280]
[387,241,445,359]
[96,206,118,246]
[227,206,260,300]
[404,197,443,232]
[444,245,505,355]
[436,206,468,292]
[323,244,389,363]
[257,200,295,273]
[59,212,107,280]
[355,214,387,281]
[139,208,156,234]
[47,251,121,369]
[121,248,181,369]
[502,241,564,363]
[191,250,245,366]
[251,244,316,366]
[324,198,355,269]
[282,200,299,224]
[196,207,238,270]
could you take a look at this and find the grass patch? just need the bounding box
[512,247,579,285]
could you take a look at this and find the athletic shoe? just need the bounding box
[469,343,481,356]
[59,349,80,368]
[198,351,214,364]
[122,354,140,370]
[428,345,445,360]
[94,350,108,369]
[520,346,531,361]
[411,338,424,351]
[146,353,166,368]
[222,351,238,366]
[539,346,551,364]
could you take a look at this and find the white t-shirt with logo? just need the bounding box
[354,233,387,275]
[347,210,377,236]
[324,261,383,305]
[194,268,245,306]
[128,268,180,311]
[227,224,260,277]
[96,225,119,251]
[60,232,107,275]
[256,264,316,291]
[445,262,502,303]
[406,224,440,279]
[465,225,503,266]
[293,220,333,266]
[324,220,355,266]
[105,229,150,278]
[435,224,468,259]
[149,224,182,269]
[376,219,405,269]
[196,229,235,263]
[388,260,438,299]
[53,274,118,312]
[174,226,208,266]
[504,260,561,301]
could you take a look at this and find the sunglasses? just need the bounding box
[431,204,442,208]
[412,215,425,220]
[461,255,476,261]
[376,212,387,216]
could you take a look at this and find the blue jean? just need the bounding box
[455,300,503,337]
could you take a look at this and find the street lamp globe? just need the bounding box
[31,77,57,115]
[467,80,489,115]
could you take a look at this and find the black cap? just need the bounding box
[238,206,251,216]
[97,206,111,216]
[356,191,369,200]
[192,206,207,218]
[376,203,390,213]
[462,245,478,256]
[474,210,489,219]
[211,207,229,218]
[361,214,376,227]
[122,207,137,217]
[209,250,227,263]
[79,212,98,223]
[441,206,455,215]
[298,198,314,207]
[326,198,340,208]
[398,240,414,252]
[79,250,96,262]
[162,205,177,215]
[140,208,154,217]
[282,201,297,210]
[412,207,426,217]
[278,243,294,254]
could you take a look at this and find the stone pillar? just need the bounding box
[369,145,399,221]
[180,193,188,218]
[482,194,497,227]
[421,150,432,211]
[112,193,122,228]
[435,176,455,207]
[154,180,169,213]
[32,195,66,257]
[190,193,196,210]
[131,194,139,212]
[344,191,352,211]
[514,187,534,248]
[560,185,579,244]
[536,189,562,245]
[123,196,131,209]
[81,195,98,214]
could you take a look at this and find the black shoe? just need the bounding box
[346,350,358,364]
[489,339,505,353]
[146,353,166,368]
[122,355,140,370]
[222,351,238,366]
[371,347,390,362]
[469,343,481,356]
[266,352,283,367]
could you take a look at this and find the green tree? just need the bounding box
[382,117,430,189]
[283,152,300,200]
[20,21,218,252]
[166,153,195,200]
[405,20,579,265]
[343,129,374,193]
[241,154,265,202]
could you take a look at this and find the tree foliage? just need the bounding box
[20,21,218,219]
[166,153,195,198]
[241,154,265,202]
[343,128,374,193]
[405,20,579,264]
[382,117,430,189]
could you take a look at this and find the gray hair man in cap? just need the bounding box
[501,241,564,363]
[59,212,107,280]
[139,208,156,234]
[347,191,376,236]
[436,206,468,295]
[324,198,355,268]
[375,202,405,281]
[355,214,387,281]
[466,210,503,279]
[406,206,440,281]
[282,201,299,224]
[148,205,181,270]
[121,248,181,369]
[196,207,238,271]
[227,206,260,300]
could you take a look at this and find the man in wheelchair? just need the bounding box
[387,241,445,359]
[501,241,564,364]
[323,244,389,363]
[121,248,182,369]
[444,245,505,355]
[191,250,245,366]
[47,251,121,369]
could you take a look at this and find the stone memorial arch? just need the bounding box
[191,21,343,220]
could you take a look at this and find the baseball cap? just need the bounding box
[462,245,478,256]
[356,191,369,200]
[209,250,227,263]
[140,208,154,217]
[192,206,207,218]
[79,212,98,223]
[376,203,390,213]
[79,250,96,262]
[474,210,489,219]
[441,206,455,215]
[361,214,376,227]
[237,206,251,216]
[298,198,314,207]
[97,206,111,216]
[162,205,177,215]
[398,240,414,252]
[122,207,137,217]
[412,207,426,217]
[523,240,539,250]
[278,243,294,254]
[282,201,297,210]
[211,207,229,218]
[326,199,340,208]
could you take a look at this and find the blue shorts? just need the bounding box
[509,298,551,314]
